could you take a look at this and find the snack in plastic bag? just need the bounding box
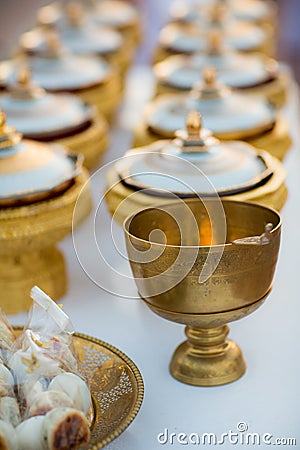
[8,286,92,450]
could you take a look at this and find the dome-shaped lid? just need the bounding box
[116,112,272,197]
[0,112,81,207]
[7,31,111,92]
[87,0,139,28]
[229,0,273,22]
[0,68,94,140]
[146,67,276,140]
[155,33,278,90]
[170,0,272,24]
[159,17,266,53]
[25,2,124,56]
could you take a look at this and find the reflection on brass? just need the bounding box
[13,328,144,449]
[124,199,281,386]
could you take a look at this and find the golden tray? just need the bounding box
[14,327,144,449]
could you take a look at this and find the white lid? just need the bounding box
[88,0,139,28]
[0,69,93,137]
[61,24,123,55]
[146,68,276,139]
[154,50,278,90]
[4,32,112,91]
[116,112,272,196]
[159,21,266,53]
[170,0,272,23]
[0,113,81,205]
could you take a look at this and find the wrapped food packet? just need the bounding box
[0,310,17,364]
[8,286,91,450]
[0,310,20,449]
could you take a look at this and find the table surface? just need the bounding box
[9,64,300,449]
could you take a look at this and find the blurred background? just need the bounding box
[0,0,299,81]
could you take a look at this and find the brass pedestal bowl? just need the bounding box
[0,69,109,170]
[124,199,281,386]
[0,171,90,314]
[0,114,91,313]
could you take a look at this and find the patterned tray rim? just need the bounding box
[13,326,144,450]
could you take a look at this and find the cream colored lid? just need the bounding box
[146,68,276,140]
[170,0,272,23]
[116,112,272,196]
[154,43,278,90]
[0,113,81,204]
[26,2,124,56]
[87,0,139,28]
[60,23,123,55]
[0,69,93,137]
[15,31,112,91]
[159,21,266,53]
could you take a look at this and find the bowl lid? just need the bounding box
[87,0,139,28]
[0,112,81,206]
[146,67,276,140]
[116,112,272,197]
[0,68,94,139]
[60,23,123,56]
[228,0,273,22]
[15,31,111,91]
[170,0,272,23]
[27,2,124,56]
[155,33,278,90]
[159,20,266,53]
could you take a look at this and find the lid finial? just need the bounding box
[191,66,230,100]
[186,111,202,140]
[0,111,22,150]
[9,67,45,100]
[174,111,219,153]
[210,3,226,25]
[207,30,223,55]
[42,29,63,58]
[18,67,31,86]
[66,1,83,27]
[203,66,217,88]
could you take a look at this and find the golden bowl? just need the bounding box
[124,199,281,386]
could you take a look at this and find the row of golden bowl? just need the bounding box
[0,0,290,388]
[0,0,142,171]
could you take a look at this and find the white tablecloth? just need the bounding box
[10,65,300,450]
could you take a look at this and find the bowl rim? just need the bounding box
[123,198,282,249]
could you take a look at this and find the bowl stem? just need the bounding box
[169,325,246,386]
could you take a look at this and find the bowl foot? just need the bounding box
[169,325,246,386]
[0,246,67,314]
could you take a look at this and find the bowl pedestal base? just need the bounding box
[169,325,246,386]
